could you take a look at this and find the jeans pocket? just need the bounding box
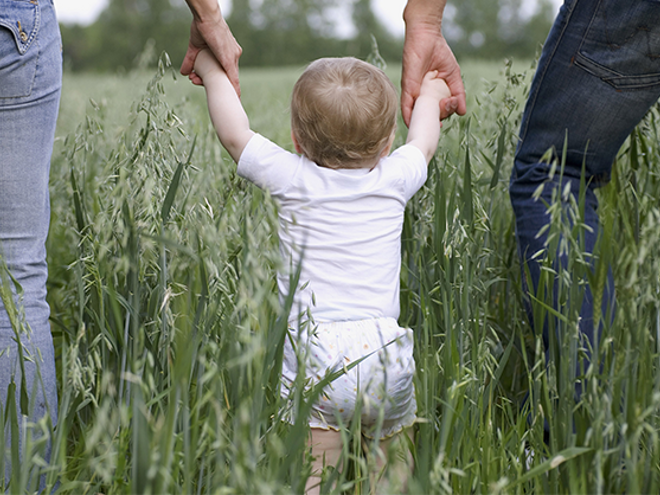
[576,0,660,90]
[0,0,40,98]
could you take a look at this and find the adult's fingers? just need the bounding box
[400,49,425,126]
[198,17,242,96]
[401,39,466,124]
[180,44,200,77]
[443,67,466,117]
[219,52,241,96]
[180,19,242,95]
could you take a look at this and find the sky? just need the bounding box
[53,0,563,37]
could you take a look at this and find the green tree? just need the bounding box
[61,0,191,72]
[60,0,402,71]
[346,0,401,61]
[445,0,555,59]
[228,0,401,67]
[229,0,345,66]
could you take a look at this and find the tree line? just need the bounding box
[59,0,555,72]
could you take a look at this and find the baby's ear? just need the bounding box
[291,131,303,154]
[380,128,396,158]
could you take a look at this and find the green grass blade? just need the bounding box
[162,134,197,224]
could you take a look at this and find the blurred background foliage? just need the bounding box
[59,0,556,72]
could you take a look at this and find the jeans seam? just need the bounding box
[0,42,39,100]
[518,0,585,146]
[574,0,660,90]
[576,0,602,58]
[0,0,40,55]
[574,52,660,89]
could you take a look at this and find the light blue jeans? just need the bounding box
[0,0,61,481]
[510,0,660,394]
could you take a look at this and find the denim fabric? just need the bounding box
[510,0,660,388]
[0,0,61,482]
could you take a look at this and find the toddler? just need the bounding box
[193,51,450,493]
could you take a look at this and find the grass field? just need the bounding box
[7,53,660,493]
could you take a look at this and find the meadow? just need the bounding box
[6,53,660,493]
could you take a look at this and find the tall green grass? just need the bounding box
[3,53,659,493]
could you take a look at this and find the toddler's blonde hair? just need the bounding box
[291,57,398,169]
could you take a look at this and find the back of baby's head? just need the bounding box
[291,57,398,169]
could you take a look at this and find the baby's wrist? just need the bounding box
[196,65,220,80]
[420,91,451,104]
[415,93,441,106]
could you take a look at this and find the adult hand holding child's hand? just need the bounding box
[181,0,242,94]
[192,49,221,82]
[419,71,452,103]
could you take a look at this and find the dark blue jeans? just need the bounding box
[510,0,660,390]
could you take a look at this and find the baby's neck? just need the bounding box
[320,155,381,171]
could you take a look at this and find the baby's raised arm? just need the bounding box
[194,50,254,163]
[405,71,452,163]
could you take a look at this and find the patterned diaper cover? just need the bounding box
[281,317,417,439]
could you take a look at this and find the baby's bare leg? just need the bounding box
[363,428,414,494]
[306,428,343,495]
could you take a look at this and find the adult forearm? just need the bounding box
[400,0,465,125]
[184,0,222,22]
[403,0,446,28]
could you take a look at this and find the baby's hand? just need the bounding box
[419,71,452,102]
[192,49,222,82]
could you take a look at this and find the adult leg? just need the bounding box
[0,0,62,485]
[306,428,343,495]
[510,0,660,394]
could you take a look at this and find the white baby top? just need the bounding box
[237,134,427,324]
